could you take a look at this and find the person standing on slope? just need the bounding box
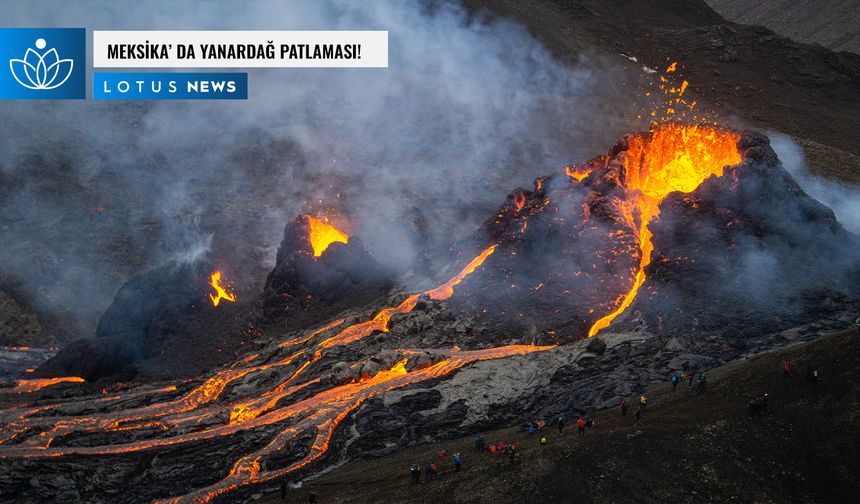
[697,372,707,393]
[577,417,586,437]
[474,434,486,452]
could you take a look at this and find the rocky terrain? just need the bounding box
[0,1,859,503]
[706,0,860,54]
[270,328,860,503]
[2,0,859,354]
[1,127,858,503]
[466,0,860,177]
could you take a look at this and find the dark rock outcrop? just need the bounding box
[36,261,242,381]
[260,216,395,330]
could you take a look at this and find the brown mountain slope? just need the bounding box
[464,0,860,163]
[706,0,860,54]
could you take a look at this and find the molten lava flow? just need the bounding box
[12,377,85,393]
[426,245,497,301]
[154,345,553,504]
[0,242,519,502]
[587,124,741,337]
[278,318,345,349]
[208,271,236,307]
[317,295,419,349]
[306,215,349,257]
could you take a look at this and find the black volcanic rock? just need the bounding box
[0,272,78,348]
[637,131,860,337]
[448,128,860,343]
[36,261,240,381]
[586,337,607,354]
[260,215,395,329]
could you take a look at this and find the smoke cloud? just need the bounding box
[0,1,654,339]
[769,132,860,234]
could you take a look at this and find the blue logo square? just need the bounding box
[0,28,85,100]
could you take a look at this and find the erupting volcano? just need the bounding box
[586,124,742,336]
[3,125,858,504]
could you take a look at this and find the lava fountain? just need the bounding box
[586,124,741,336]
[305,215,349,257]
[208,271,236,307]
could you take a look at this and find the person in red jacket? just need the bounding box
[783,359,791,377]
[576,417,586,437]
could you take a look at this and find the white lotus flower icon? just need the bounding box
[9,38,74,90]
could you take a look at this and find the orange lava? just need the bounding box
[306,215,349,257]
[426,245,497,300]
[0,242,518,503]
[587,124,741,337]
[513,193,526,211]
[565,165,592,182]
[318,295,419,349]
[12,377,85,393]
[155,345,553,504]
[208,271,236,307]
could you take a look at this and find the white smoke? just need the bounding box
[770,132,860,234]
[0,0,652,336]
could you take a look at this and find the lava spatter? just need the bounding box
[208,271,236,307]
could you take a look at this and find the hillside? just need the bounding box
[706,0,860,54]
[466,0,860,175]
[267,328,860,503]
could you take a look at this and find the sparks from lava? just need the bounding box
[306,215,349,257]
[586,123,741,337]
[208,271,237,307]
[642,61,707,127]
